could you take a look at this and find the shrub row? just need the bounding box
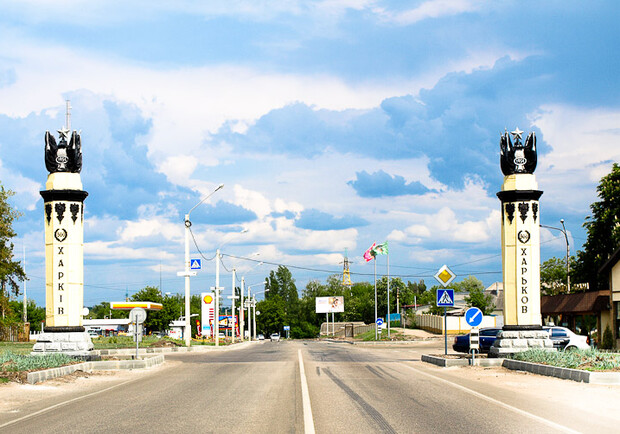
[0,351,76,372]
[510,348,620,371]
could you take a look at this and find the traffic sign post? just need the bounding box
[130,307,147,359]
[284,325,290,339]
[465,307,483,327]
[470,327,480,365]
[435,265,456,356]
[376,318,384,337]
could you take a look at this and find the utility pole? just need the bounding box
[22,245,27,323]
[240,277,245,342]
[231,268,236,343]
[215,249,221,346]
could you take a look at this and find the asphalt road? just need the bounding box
[1,340,619,433]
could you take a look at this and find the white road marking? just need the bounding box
[298,349,316,434]
[402,363,579,434]
[0,375,143,429]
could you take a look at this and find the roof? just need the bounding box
[541,290,610,315]
[599,246,620,275]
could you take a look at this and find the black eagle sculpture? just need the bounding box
[45,129,82,173]
[500,128,537,176]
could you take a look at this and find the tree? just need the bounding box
[540,256,574,295]
[9,300,45,331]
[256,295,285,335]
[131,286,167,333]
[265,266,299,327]
[573,163,620,291]
[0,184,26,320]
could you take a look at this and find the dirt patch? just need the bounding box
[149,339,182,348]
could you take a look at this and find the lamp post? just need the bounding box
[181,183,224,347]
[239,260,263,342]
[246,283,265,340]
[540,220,571,293]
[251,287,269,340]
[213,228,248,347]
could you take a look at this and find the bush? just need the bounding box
[601,324,615,350]
[0,351,76,372]
[510,348,620,371]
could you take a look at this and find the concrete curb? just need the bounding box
[502,359,620,384]
[421,354,620,384]
[95,340,254,356]
[421,354,503,367]
[26,354,165,384]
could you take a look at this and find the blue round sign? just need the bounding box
[376,318,384,326]
[465,307,483,327]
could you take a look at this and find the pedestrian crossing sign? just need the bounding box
[190,259,202,270]
[437,288,455,307]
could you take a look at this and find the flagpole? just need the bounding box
[374,257,377,341]
[387,250,390,338]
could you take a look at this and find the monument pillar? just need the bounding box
[32,102,94,356]
[490,128,554,357]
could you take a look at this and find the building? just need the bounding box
[83,319,130,336]
[600,247,620,347]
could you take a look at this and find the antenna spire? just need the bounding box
[65,100,72,131]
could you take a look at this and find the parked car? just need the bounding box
[453,328,501,353]
[453,326,590,353]
[543,326,591,350]
[257,334,265,340]
[270,333,280,342]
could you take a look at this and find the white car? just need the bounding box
[270,333,280,342]
[544,326,590,350]
[257,334,265,340]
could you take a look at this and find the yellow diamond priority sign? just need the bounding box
[434,264,456,287]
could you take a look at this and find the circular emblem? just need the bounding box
[514,157,527,165]
[518,230,530,244]
[56,155,69,164]
[54,228,68,242]
[203,295,213,304]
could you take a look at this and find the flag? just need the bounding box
[372,241,388,256]
[363,242,376,262]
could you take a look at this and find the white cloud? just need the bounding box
[373,0,484,25]
[0,160,41,211]
[532,104,620,214]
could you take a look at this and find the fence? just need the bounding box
[321,322,375,338]
[0,322,30,342]
[414,314,502,334]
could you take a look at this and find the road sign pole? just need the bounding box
[444,307,447,355]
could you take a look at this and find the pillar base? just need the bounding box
[31,330,94,356]
[489,328,555,358]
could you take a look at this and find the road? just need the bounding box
[1,340,619,433]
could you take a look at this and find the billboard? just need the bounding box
[201,292,215,337]
[315,296,344,313]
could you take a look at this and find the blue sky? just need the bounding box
[1,1,618,307]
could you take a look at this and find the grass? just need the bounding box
[0,351,78,375]
[510,348,620,371]
[356,328,405,341]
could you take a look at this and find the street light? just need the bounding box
[214,228,249,347]
[251,287,269,340]
[180,183,224,347]
[540,220,571,293]
[239,260,263,342]
[246,283,266,340]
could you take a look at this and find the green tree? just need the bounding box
[131,286,167,333]
[265,266,299,328]
[573,163,620,291]
[0,184,26,320]
[9,300,46,331]
[540,256,574,295]
[256,295,285,335]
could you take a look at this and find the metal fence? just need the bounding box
[321,322,375,338]
[0,322,30,342]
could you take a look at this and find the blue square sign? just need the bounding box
[190,259,202,270]
[436,288,455,307]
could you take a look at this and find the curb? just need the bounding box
[26,341,254,384]
[95,340,254,356]
[421,354,503,367]
[502,359,620,384]
[421,354,620,384]
[26,354,165,384]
